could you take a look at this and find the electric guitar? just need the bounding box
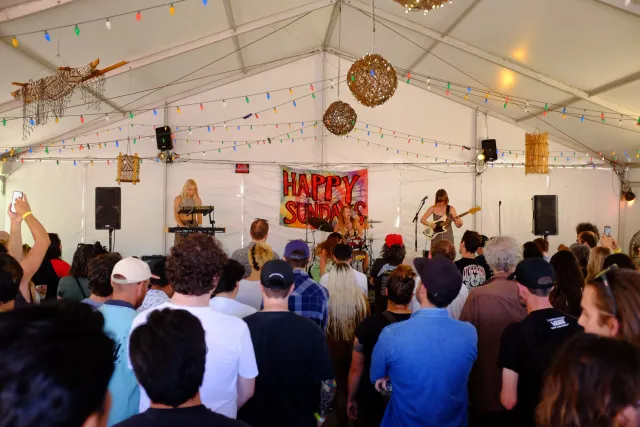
[423,206,482,240]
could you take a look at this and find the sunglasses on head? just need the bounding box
[594,264,619,317]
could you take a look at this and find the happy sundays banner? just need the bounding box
[280,166,368,229]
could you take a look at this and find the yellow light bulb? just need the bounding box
[169,4,175,15]
[477,153,485,161]
[177,106,181,114]
[11,36,18,48]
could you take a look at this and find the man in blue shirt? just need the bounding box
[371,256,478,427]
[100,257,156,426]
[283,240,329,330]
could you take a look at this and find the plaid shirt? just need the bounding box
[289,269,329,331]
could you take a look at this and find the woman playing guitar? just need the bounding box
[420,189,463,244]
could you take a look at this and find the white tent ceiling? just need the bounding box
[1,0,640,162]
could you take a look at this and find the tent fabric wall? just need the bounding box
[3,54,622,262]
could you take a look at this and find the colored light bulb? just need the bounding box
[136,11,141,21]
[202,0,207,4]
[245,96,249,103]
[105,19,112,30]
[44,31,51,42]
[129,112,134,119]
[55,117,59,124]
[153,109,157,116]
[200,103,204,111]
[80,115,84,123]
[222,100,227,107]
[177,106,181,114]
[11,36,18,48]
[169,4,175,15]
[74,24,80,36]
[289,88,293,95]
[2,118,6,126]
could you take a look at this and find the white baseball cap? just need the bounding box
[111,257,159,285]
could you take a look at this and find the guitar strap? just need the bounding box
[446,205,450,218]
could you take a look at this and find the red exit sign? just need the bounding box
[235,163,250,174]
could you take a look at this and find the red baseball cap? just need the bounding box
[385,234,403,247]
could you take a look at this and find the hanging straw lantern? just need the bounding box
[323,101,357,136]
[347,54,398,108]
[392,0,451,12]
[525,131,549,175]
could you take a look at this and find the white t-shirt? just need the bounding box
[210,296,257,318]
[320,267,368,295]
[130,302,258,418]
[235,279,263,310]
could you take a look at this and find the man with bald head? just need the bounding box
[232,219,280,279]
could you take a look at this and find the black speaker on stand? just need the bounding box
[532,195,558,237]
[481,139,498,162]
[156,126,173,151]
[96,187,121,252]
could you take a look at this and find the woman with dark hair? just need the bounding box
[57,244,96,302]
[32,233,70,300]
[419,189,463,244]
[578,267,640,347]
[549,250,584,317]
[369,234,407,313]
[310,232,345,282]
[537,333,640,427]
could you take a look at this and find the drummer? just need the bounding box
[334,205,369,272]
[334,205,363,238]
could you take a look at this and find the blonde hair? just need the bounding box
[180,179,200,201]
[336,205,359,234]
[326,263,369,341]
[587,246,613,279]
[249,243,274,272]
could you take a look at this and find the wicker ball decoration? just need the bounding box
[347,53,398,108]
[323,101,357,136]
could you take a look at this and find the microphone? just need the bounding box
[499,201,502,206]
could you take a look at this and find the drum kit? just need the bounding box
[300,216,383,273]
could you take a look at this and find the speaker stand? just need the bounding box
[498,201,502,236]
[108,229,115,252]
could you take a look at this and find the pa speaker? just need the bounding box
[95,187,121,230]
[532,195,558,236]
[481,139,498,162]
[156,126,173,151]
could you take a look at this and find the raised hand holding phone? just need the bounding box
[13,194,31,218]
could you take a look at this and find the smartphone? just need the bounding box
[10,191,23,213]
[604,226,612,237]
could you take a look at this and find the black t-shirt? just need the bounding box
[499,308,583,427]
[113,405,248,427]
[354,311,412,403]
[475,254,493,280]
[239,311,334,427]
[454,257,487,290]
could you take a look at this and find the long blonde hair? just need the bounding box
[250,242,274,272]
[326,263,368,341]
[336,205,359,233]
[180,179,200,201]
[587,246,613,279]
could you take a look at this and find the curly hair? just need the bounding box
[88,253,122,297]
[166,234,228,297]
[249,243,274,272]
[576,222,600,241]
[485,236,522,273]
[537,333,640,427]
[380,243,406,264]
[69,244,96,279]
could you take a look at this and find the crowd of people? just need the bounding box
[2,198,640,427]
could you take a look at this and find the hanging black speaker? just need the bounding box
[156,126,173,151]
[532,195,558,236]
[481,139,498,162]
[95,187,121,230]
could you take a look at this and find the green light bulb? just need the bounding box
[74,24,80,36]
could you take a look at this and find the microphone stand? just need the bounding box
[412,196,428,252]
[498,201,502,236]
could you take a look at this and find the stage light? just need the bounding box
[624,189,636,202]
[477,153,485,161]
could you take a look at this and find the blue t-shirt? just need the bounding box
[99,300,140,426]
[371,308,478,427]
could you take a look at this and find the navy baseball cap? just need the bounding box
[260,259,294,289]
[413,256,462,306]
[284,240,310,260]
[508,258,555,289]
[333,244,352,261]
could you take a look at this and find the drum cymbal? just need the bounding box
[308,217,334,233]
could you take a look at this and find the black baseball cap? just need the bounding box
[508,258,555,289]
[260,259,294,289]
[150,258,168,287]
[333,244,352,261]
[413,256,462,307]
